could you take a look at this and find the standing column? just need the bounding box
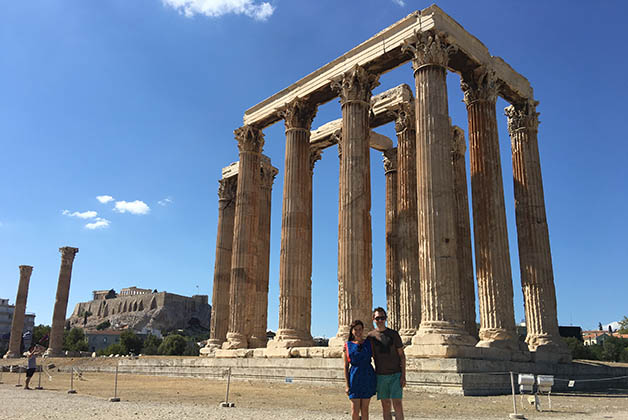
[461,68,519,351]
[329,65,379,346]
[271,98,317,348]
[402,31,476,357]
[383,148,400,332]
[4,266,33,358]
[451,126,478,339]
[224,125,264,349]
[250,158,278,348]
[506,101,570,362]
[46,247,79,357]
[394,103,421,344]
[205,175,237,351]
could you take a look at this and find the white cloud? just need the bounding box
[96,195,114,204]
[114,200,150,215]
[158,197,173,206]
[85,218,111,230]
[392,0,405,6]
[162,0,274,21]
[62,210,98,219]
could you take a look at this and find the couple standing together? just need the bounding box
[343,307,405,420]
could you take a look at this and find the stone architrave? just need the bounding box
[206,175,238,351]
[271,98,317,348]
[506,101,570,362]
[383,148,400,332]
[451,126,478,338]
[394,103,421,344]
[250,159,278,348]
[402,31,476,357]
[329,65,379,346]
[46,247,79,357]
[4,266,33,358]
[224,125,264,349]
[461,68,519,351]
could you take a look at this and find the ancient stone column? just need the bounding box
[249,158,277,348]
[506,101,570,362]
[402,31,476,357]
[383,148,400,332]
[224,125,264,350]
[271,98,317,348]
[329,65,379,346]
[46,247,79,357]
[451,126,478,338]
[4,266,33,358]
[461,68,518,350]
[206,175,237,351]
[394,103,421,344]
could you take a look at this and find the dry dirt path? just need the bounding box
[1,371,628,419]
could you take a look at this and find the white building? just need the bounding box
[0,298,36,349]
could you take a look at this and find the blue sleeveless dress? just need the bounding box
[345,339,376,399]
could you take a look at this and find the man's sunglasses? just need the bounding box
[374,316,387,321]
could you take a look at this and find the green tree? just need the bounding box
[182,339,200,356]
[617,316,628,334]
[120,330,142,354]
[158,334,186,355]
[63,327,88,352]
[97,343,124,356]
[600,337,627,362]
[142,334,162,355]
[96,320,111,330]
[563,337,595,360]
[32,324,51,346]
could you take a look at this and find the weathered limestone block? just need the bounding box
[4,265,33,359]
[383,148,400,331]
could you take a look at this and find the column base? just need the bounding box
[527,334,571,363]
[405,321,478,358]
[248,335,269,349]
[399,328,418,346]
[43,348,64,358]
[222,332,248,350]
[3,351,21,359]
[328,326,350,347]
[267,329,313,349]
[477,328,523,350]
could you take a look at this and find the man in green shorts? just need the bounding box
[368,307,405,420]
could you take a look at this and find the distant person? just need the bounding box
[23,344,43,390]
[343,320,376,420]
[368,307,406,420]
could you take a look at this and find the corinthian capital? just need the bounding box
[383,148,398,173]
[393,101,415,134]
[505,100,540,136]
[310,149,322,174]
[402,30,457,71]
[331,64,380,105]
[234,125,264,154]
[260,164,278,189]
[218,176,237,201]
[460,67,500,105]
[280,97,317,131]
[59,247,79,262]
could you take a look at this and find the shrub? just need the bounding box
[97,343,124,356]
[96,320,111,330]
[120,330,142,355]
[158,334,186,356]
[142,334,162,355]
[63,328,88,352]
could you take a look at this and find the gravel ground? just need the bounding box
[1,371,628,420]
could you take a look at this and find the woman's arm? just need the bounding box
[343,347,350,394]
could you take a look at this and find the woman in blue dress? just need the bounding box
[343,319,376,420]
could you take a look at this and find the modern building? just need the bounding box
[0,298,36,351]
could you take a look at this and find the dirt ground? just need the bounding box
[2,364,628,419]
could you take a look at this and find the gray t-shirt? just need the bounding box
[27,354,37,369]
[368,328,403,375]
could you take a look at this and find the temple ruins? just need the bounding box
[203,4,570,364]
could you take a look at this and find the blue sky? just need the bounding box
[1,1,626,338]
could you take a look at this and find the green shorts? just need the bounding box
[376,372,403,400]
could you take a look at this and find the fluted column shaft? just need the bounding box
[383,148,400,331]
[395,105,421,344]
[207,176,237,348]
[270,99,317,348]
[402,31,475,356]
[329,65,379,346]
[250,161,277,348]
[224,125,264,349]
[462,69,517,348]
[506,102,569,361]
[451,126,478,338]
[5,266,33,358]
[47,247,79,357]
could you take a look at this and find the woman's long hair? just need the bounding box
[348,319,364,342]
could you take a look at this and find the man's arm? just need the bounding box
[398,346,406,387]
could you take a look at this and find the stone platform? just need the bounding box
[65,354,628,396]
